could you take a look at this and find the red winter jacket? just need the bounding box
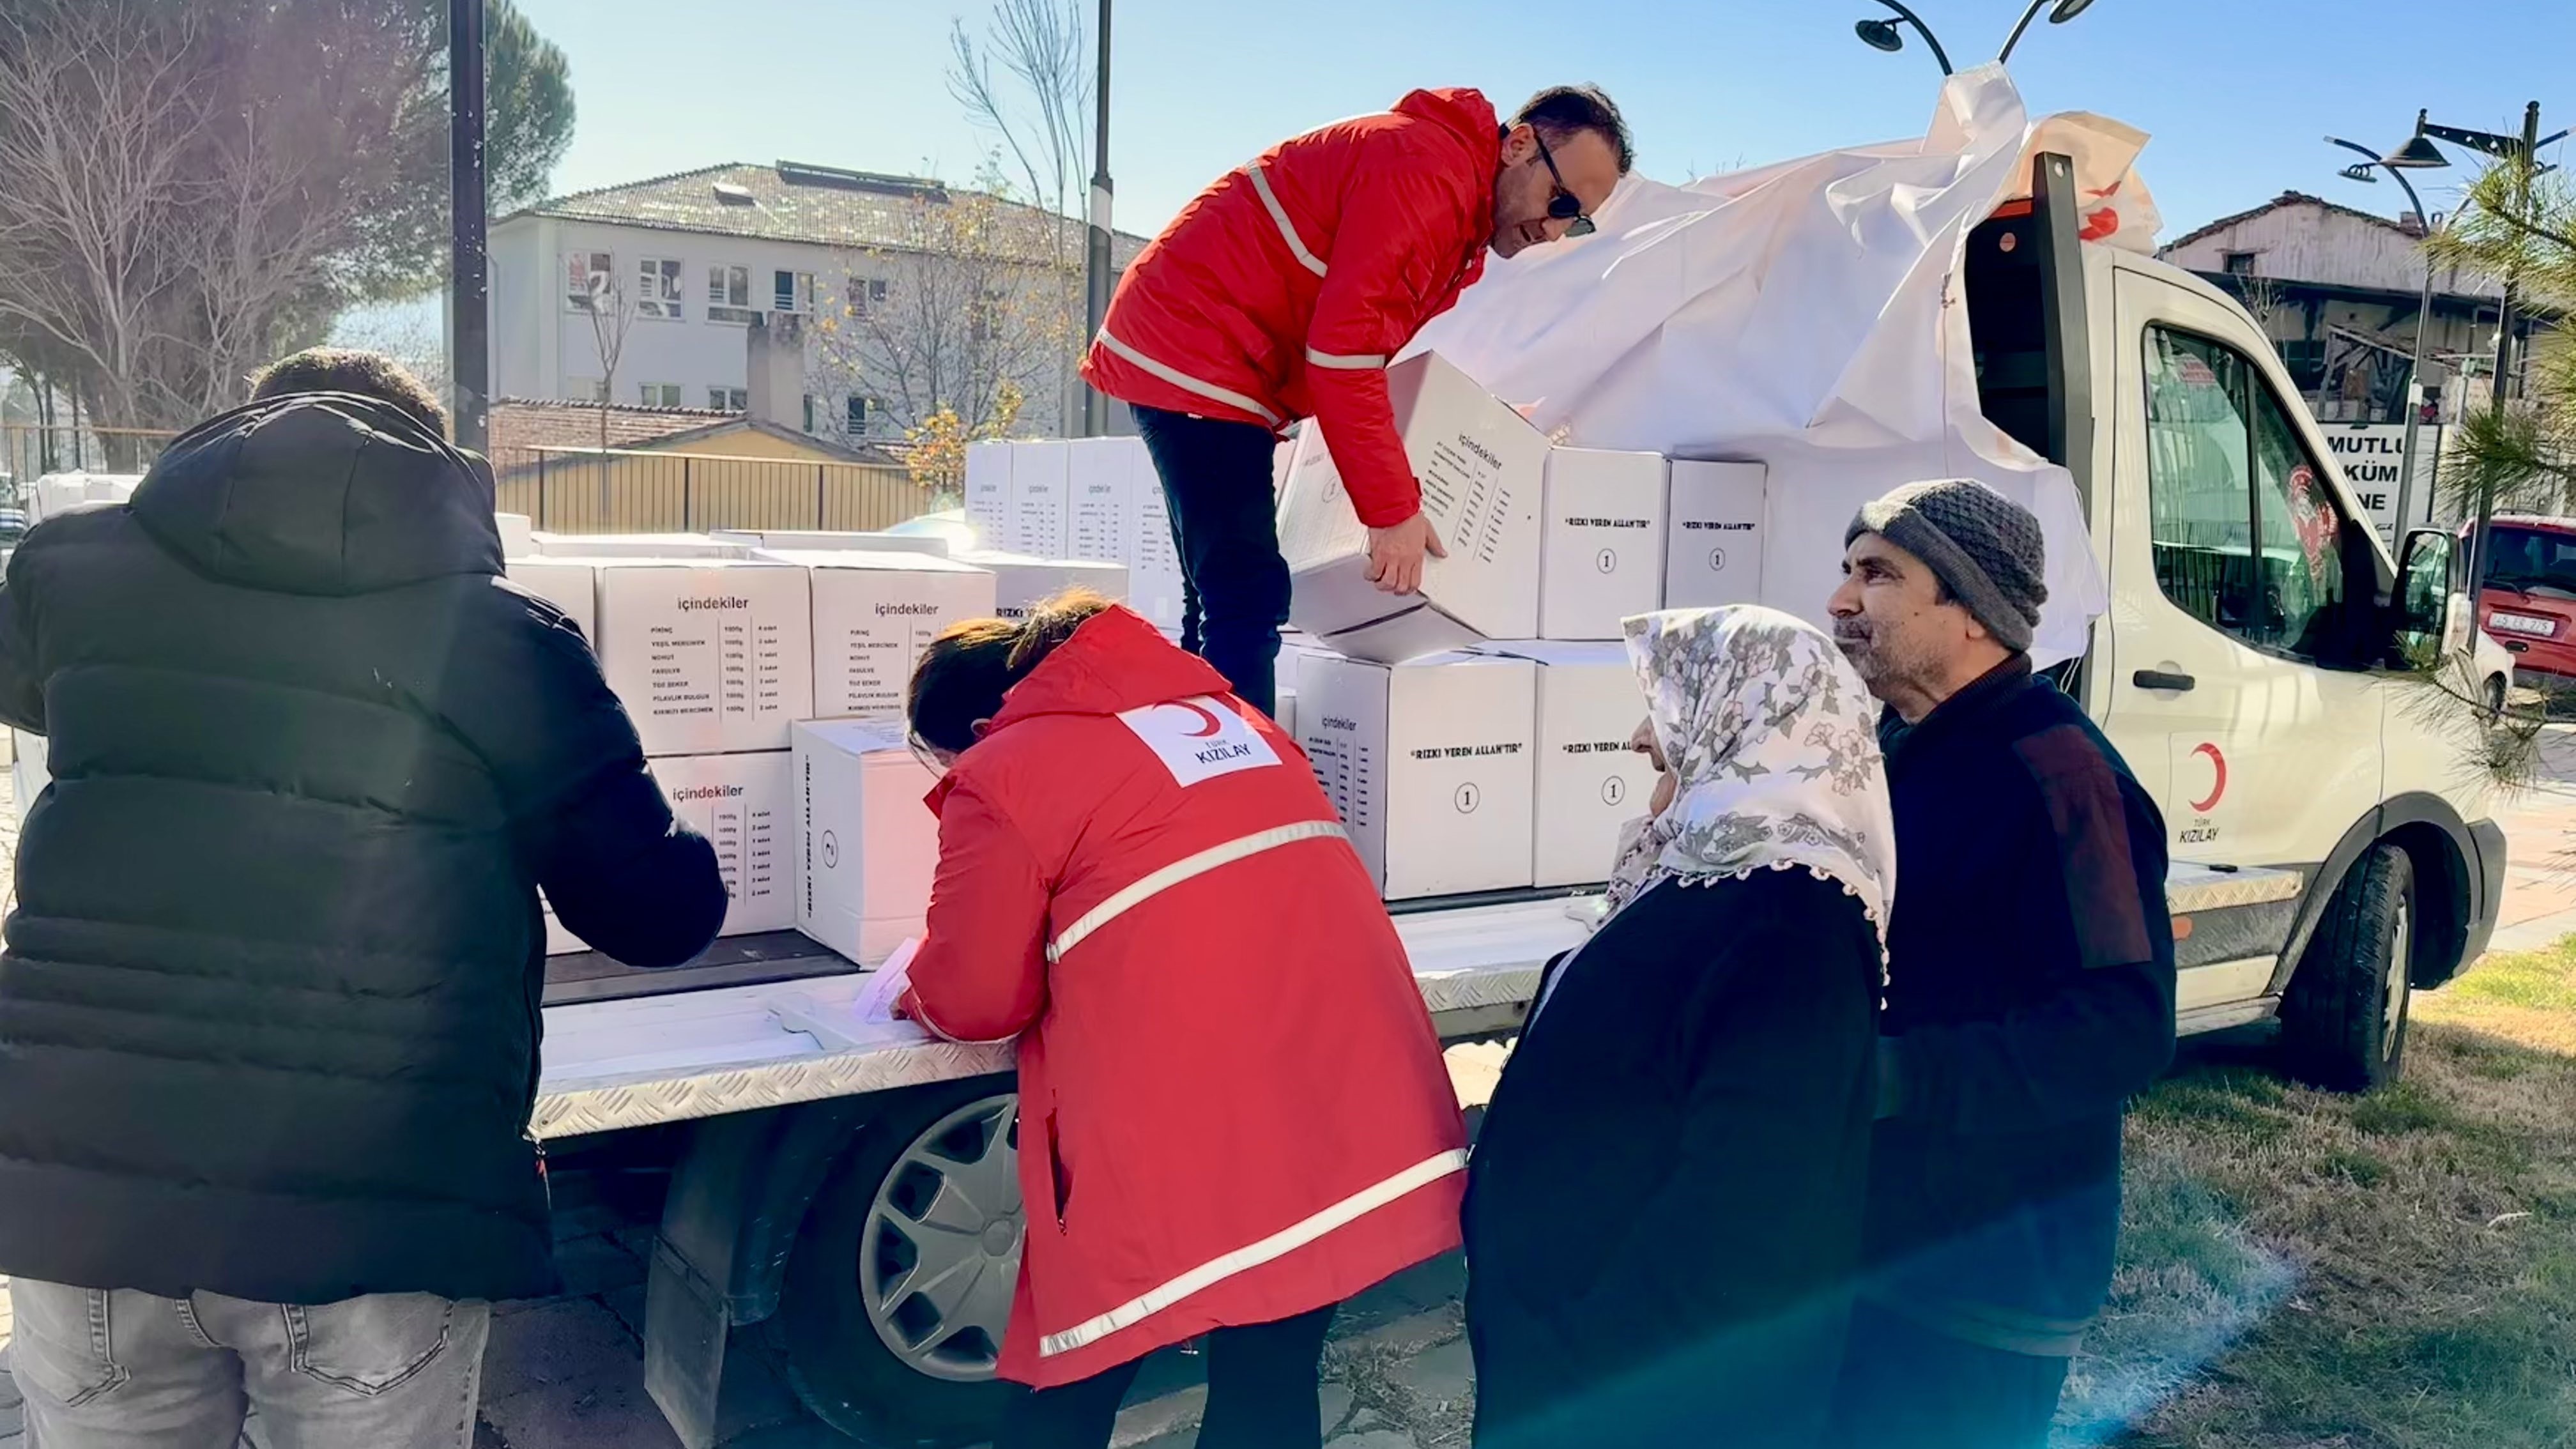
[1081,89,1501,528]
[900,607,1468,1387]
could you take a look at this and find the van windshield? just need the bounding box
[2483,526,2576,599]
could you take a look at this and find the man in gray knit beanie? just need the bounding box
[1821,477,2172,1449]
[1828,478,2050,724]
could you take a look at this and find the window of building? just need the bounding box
[709,386,749,412]
[802,394,816,433]
[2222,251,2258,275]
[636,257,686,320]
[568,378,609,403]
[565,250,614,312]
[845,275,890,316]
[846,395,869,434]
[2143,326,2359,664]
[708,265,758,324]
[774,270,815,314]
[639,383,684,408]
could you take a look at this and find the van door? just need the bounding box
[2101,268,2386,875]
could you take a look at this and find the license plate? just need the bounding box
[2488,611,2558,638]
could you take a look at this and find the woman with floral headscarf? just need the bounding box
[1462,606,1894,1449]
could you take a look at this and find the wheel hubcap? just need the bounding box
[2383,901,2411,1059]
[859,1094,1022,1382]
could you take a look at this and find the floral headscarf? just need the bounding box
[1602,606,1896,946]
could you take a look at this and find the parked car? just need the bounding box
[2471,515,2576,693]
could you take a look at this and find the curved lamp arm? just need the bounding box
[2328,135,2430,224]
[1874,0,1954,74]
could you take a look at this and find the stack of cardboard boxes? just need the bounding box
[504,526,1110,964]
[1269,354,1768,900]
[956,357,1774,900]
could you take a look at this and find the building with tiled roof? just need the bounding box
[490,161,1149,442]
[2154,190,2542,424]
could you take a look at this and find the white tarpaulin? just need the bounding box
[1409,66,2159,666]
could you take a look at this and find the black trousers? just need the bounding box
[1821,1301,2071,1449]
[1131,404,1291,717]
[997,1305,1337,1449]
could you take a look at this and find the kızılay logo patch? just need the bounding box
[1119,696,1281,787]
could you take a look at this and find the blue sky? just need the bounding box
[510,0,2576,241]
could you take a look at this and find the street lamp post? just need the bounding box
[1852,0,2099,76]
[1853,0,1952,75]
[2386,104,2566,606]
[447,0,489,454]
[1080,0,1114,438]
[2327,134,2440,538]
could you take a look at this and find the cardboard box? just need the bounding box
[1663,461,1768,609]
[1292,652,1537,900]
[1276,353,1545,662]
[761,550,999,721]
[1273,434,1297,500]
[953,551,1131,620]
[1068,438,1137,564]
[651,751,793,936]
[532,532,753,560]
[964,441,1011,544]
[538,751,793,949]
[1125,446,1188,632]
[791,720,942,965]
[590,560,814,755]
[1540,450,1668,639]
[1007,440,1071,558]
[718,530,953,558]
[496,512,535,558]
[1476,642,1655,887]
[503,559,599,641]
[1273,685,1298,741]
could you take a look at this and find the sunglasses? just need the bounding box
[1531,130,1597,239]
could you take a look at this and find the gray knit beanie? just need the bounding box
[1844,479,2049,653]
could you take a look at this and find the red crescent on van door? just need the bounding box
[2190,742,2228,814]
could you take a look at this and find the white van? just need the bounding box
[1963,156,2503,1094]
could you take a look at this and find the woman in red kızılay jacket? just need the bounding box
[897,592,1467,1449]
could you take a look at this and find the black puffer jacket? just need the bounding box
[0,393,726,1305]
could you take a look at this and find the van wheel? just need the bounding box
[2280,844,2414,1092]
[768,1079,1023,1446]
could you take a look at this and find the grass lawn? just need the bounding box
[2059,939,2576,1448]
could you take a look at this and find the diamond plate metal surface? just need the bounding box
[534,864,2286,1140]
[534,956,1558,1140]
[2167,865,2303,914]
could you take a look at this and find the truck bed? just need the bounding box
[532,863,2298,1141]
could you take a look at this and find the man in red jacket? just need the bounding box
[1082,85,1630,715]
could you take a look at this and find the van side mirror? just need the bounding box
[2393,526,2458,648]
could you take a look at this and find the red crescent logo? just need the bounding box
[2189,742,2228,814]
[1172,701,1226,738]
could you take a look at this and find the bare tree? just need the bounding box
[0,0,574,450]
[949,0,1091,415]
[575,262,639,510]
[808,188,1070,448]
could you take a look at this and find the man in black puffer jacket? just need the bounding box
[0,351,726,1448]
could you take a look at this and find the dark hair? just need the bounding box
[249,348,447,438]
[1514,85,1634,174]
[907,590,1116,755]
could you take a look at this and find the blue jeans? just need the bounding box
[1131,406,1292,717]
[8,1278,490,1448]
